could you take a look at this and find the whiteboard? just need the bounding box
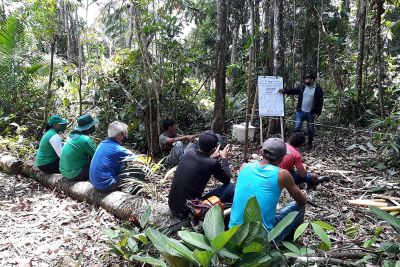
[258,76,284,117]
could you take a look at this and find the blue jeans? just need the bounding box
[291,171,313,185]
[273,201,305,243]
[203,183,236,204]
[294,111,315,143]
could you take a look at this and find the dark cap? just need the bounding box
[74,114,99,131]
[262,138,287,160]
[304,73,316,79]
[198,131,219,152]
[48,115,68,126]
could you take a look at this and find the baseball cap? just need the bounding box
[262,138,287,160]
[198,131,219,152]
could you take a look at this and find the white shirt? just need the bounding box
[49,134,63,157]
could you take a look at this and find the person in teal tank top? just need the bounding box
[60,114,99,181]
[36,115,69,173]
[229,138,308,243]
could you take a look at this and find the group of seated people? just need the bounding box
[36,115,329,243]
[36,114,135,192]
[167,128,329,243]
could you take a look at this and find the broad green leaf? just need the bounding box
[244,196,262,223]
[312,220,335,231]
[162,252,191,267]
[178,231,213,251]
[131,254,168,267]
[299,247,314,256]
[369,206,400,232]
[284,252,301,257]
[127,237,138,252]
[380,242,400,253]
[134,233,148,244]
[281,241,300,254]
[234,252,271,267]
[242,222,263,246]
[165,238,197,262]
[203,205,224,241]
[227,223,250,249]
[218,248,240,260]
[193,249,214,267]
[294,222,309,241]
[363,237,377,248]
[354,254,375,265]
[103,228,119,239]
[211,225,240,252]
[311,222,331,250]
[268,211,298,242]
[140,206,152,228]
[242,241,265,253]
[145,228,178,256]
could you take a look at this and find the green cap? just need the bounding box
[48,115,68,126]
[74,114,99,131]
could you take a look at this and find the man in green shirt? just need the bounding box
[60,114,99,181]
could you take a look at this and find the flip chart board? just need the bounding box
[258,76,284,117]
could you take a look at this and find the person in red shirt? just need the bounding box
[279,132,329,186]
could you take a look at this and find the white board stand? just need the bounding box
[258,76,285,143]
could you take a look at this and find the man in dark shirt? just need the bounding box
[279,73,324,150]
[168,131,235,219]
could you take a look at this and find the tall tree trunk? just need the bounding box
[78,43,83,116]
[126,4,134,49]
[266,0,284,137]
[374,0,385,117]
[244,0,256,162]
[37,39,56,139]
[272,0,284,76]
[212,0,228,134]
[355,0,367,104]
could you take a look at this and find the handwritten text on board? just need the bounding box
[258,76,284,117]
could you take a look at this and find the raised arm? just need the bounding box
[278,169,307,205]
[163,134,197,146]
[212,145,231,185]
[279,86,302,95]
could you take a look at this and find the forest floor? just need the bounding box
[0,128,399,266]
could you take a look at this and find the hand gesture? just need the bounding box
[220,144,230,159]
[211,144,221,158]
[187,135,197,142]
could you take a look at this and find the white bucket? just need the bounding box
[232,123,256,143]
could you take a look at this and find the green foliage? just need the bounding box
[369,205,400,232]
[293,220,336,251]
[106,196,336,266]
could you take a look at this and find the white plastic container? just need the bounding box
[232,123,256,143]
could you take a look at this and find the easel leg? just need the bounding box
[280,117,284,141]
[260,116,263,145]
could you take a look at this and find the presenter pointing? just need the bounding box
[279,73,324,150]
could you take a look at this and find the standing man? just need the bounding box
[159,119,197,166]
[280,73,324,150]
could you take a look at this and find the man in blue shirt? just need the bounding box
[89,121,134,192]
[229,138,307,243]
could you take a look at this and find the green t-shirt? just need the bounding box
[60,132,97,179]
[36,129,59,167]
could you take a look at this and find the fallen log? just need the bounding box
[0,152,181,228]
[347,199,388,207]
[0,151,22,175]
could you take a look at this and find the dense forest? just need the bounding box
[1,0,399,155]
[0,0,400,266]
